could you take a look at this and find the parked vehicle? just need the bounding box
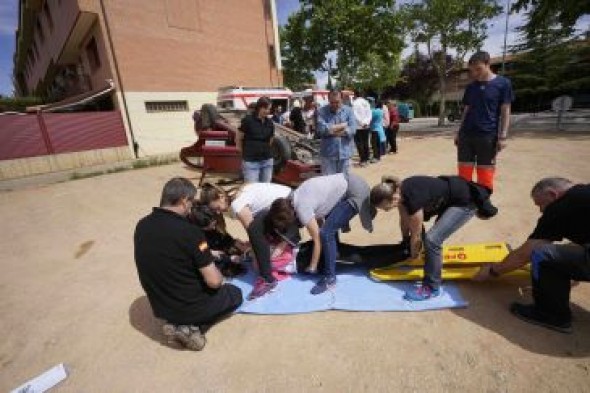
[217,86,292,111]
[397,102,414,122]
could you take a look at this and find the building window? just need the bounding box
[85,37,101,72]
[36,19,45,43]
[44,2,54,32]
[145,100,189,113]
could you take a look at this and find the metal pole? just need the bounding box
[99,0,139,158]
[501,0,511,75]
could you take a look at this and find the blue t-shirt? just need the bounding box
[370,108,386,142]
[460,76,514,135]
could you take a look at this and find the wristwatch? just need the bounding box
[489,265,500,278]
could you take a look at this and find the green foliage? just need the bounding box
[404,0,502,125]
[280,0,405,91]
[0,96,43,112]
[508,11,590,111]
[280,22,315,90]
[512,0,589,40]
[339,52,403,92]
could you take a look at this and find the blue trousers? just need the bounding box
[320,200,358,277]
[242,158,273,183]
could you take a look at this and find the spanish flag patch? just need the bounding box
[198,241,209,252]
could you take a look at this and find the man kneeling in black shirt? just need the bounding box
[475,177,590,334]
[134,177,243,350]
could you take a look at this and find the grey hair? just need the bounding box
[531,177,573,196]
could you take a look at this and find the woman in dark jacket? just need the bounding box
[237,97,275,183]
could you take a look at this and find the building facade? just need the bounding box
[13,0,283,155]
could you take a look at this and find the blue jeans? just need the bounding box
[242,159,273,183]
[320,200,358,277]
[321,157,350,176]
[531,243,590,323]
[422,205,476,289]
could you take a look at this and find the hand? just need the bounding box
[497,138,508,152]
[473,264,492,281]
[235,240,250,252]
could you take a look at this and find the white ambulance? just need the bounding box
[217,86,293,111]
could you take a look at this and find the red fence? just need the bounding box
[0,111,128,160]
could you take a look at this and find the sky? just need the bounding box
[0,0,588,95]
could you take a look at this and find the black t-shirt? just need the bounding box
[134,208,215,325]
[290,107,306,134]
[240,114,275,161]
[529,184,590,244]
[401,176,472,221]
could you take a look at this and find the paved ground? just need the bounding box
[1,132,590,392]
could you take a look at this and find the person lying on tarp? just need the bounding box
[294,240,408,272]
[474,177,590,334]
[369,175,498,301]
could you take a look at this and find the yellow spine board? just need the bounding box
[370,266,530,282]
[369,242,529,281]
[401,242,511,267]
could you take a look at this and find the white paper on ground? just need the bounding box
[10,363,68,393]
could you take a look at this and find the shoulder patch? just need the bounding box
[198,241,209,252]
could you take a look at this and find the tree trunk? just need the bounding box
[437,75,446,126]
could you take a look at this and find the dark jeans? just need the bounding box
[386,125,398,153]
[371,131,381,160]
[423,206,476,289]
[354,128,370,163]
[531,243,590,324]
[247,210,300,283]
[187,284,243,331]
[320,200,358,277]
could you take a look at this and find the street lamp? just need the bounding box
[501,0,511,75]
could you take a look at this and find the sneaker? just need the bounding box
[162,323,206,351]
[369,158,379,164]
[510,303,573,334]
[310,275,337,295]
[403,284,440,301]
[247,278,278,300]
[358,161,369,168]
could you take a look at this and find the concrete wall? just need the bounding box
[0,146,131,180]
[123,91,217,156]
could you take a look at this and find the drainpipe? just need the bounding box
[99,0,139,158]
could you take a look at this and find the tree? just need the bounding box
[280,0,405,91]
[405,0,502,125]
[508,12,590,112]
[512,0,590,40]
[387,50,441,109]
[338,51,402,92]
[280,20,315,90]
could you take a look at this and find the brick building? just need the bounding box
[13,0,283,154]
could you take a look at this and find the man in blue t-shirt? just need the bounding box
[455,51,514,191]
